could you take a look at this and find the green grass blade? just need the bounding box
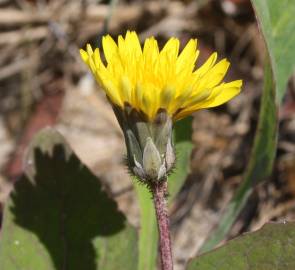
[200,62,276,253]
[200,0,295,253]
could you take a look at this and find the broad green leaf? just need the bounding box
[200,0,295,253]
[136,117,193,270]
[188,222,295,270]
[0,128,138,270]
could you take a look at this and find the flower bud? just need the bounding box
[113,105,175,184]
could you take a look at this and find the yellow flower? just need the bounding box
[80,31,242,182]
[80,31,242,122]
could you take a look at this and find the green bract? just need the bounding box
[113,106,175,183]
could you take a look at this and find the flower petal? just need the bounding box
[102,35,119,64]
[80,32,242,121]
[194,52,217,77]
[202,80,242,108]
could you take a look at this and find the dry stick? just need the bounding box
[152,180,173,270]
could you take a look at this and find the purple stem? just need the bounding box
[152,180,173,270]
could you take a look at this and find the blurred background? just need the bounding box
[0,0,294,269]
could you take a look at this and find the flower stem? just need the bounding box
[152,180,173,270]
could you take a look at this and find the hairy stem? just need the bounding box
[152,180,173,270]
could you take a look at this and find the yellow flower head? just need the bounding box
[80,31,242,182]
[80,31,242,122]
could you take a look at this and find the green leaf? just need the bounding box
[200,63,276,253]
[188,222,295,270]
[169,117,193,202]
[134,183,158,270]
[0,128,138,270]
[251,0,295,101]
[136,117,193,270]
[200,0,295,253]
